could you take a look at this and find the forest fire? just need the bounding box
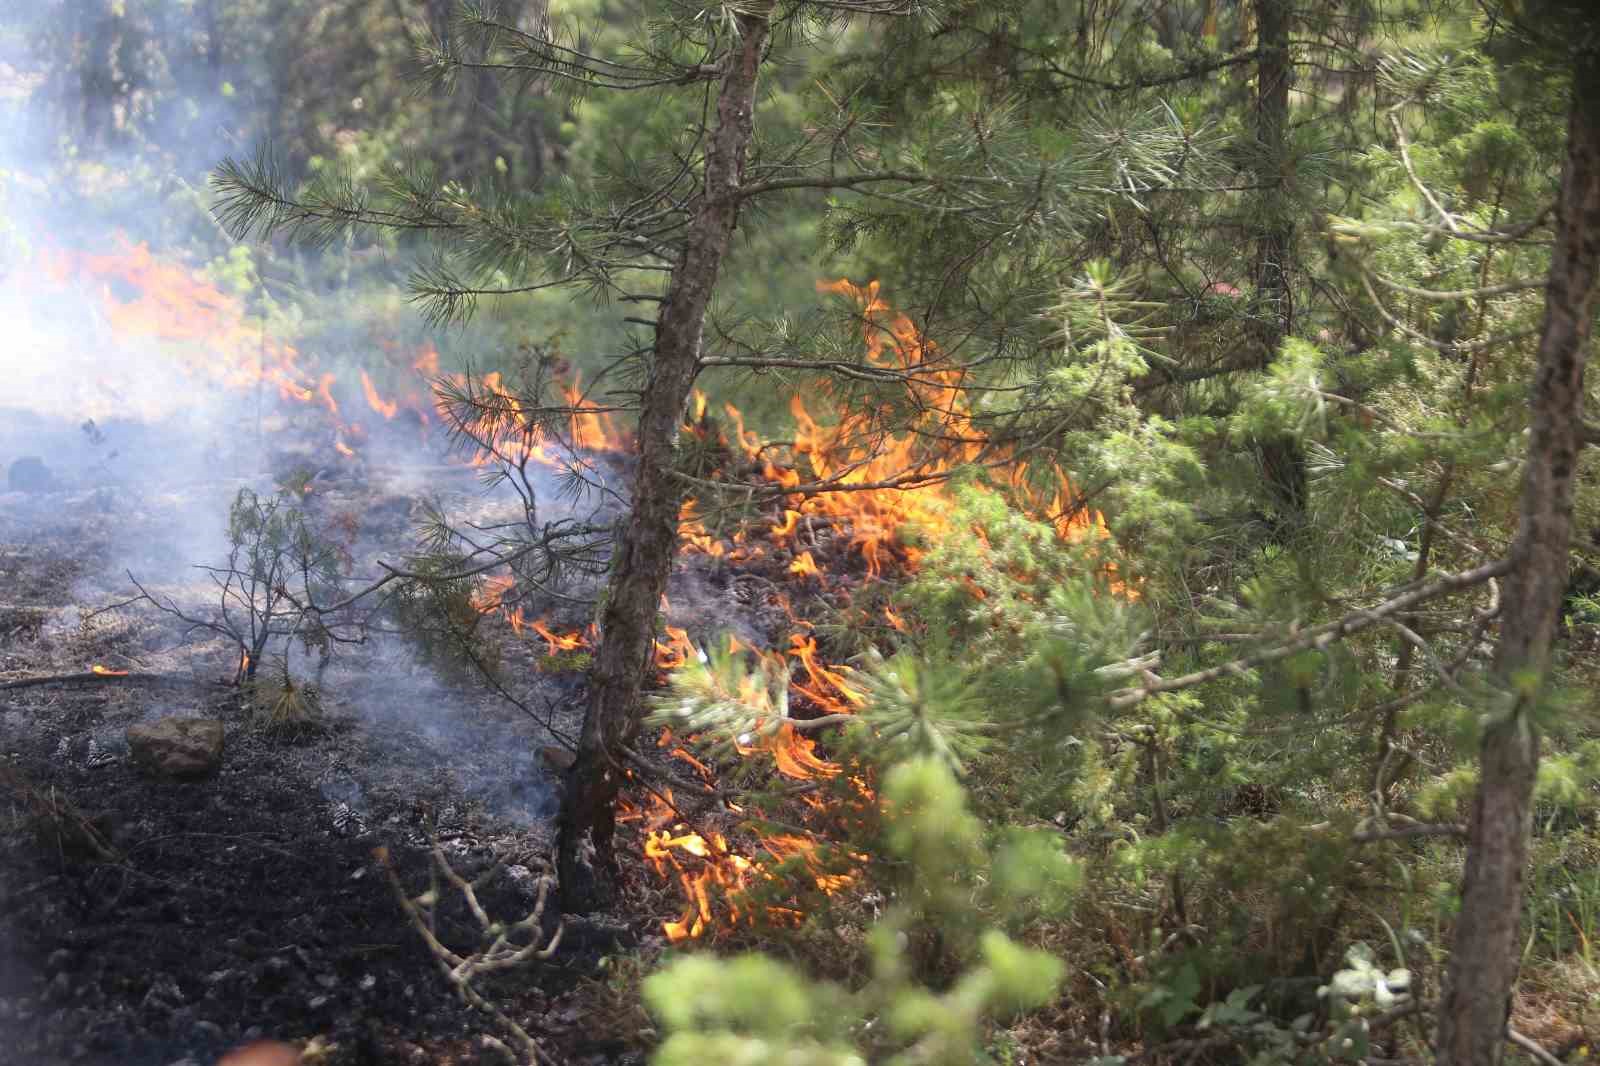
[5,5,1584,1062]
[599,280,1118,940]
[26,237,626,475]
[529,620,585,655]
[624,776,862,943]
[23,238,1112,943]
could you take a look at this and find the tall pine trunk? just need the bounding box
[556,4,773,909]
[1435,45,1600,1066]
[1252,0,1307,529]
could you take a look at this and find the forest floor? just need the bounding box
[0,426,674,1066]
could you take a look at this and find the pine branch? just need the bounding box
[1016,45,1266,92]
[1364,270,1544,302]
[1109,558,1513,710]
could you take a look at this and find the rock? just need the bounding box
[7,456,54,493]
[539,745,576,772]
[215,1042,302,1066]
[126,718,225,780]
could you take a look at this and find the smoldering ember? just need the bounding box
[3,5,1600,1066]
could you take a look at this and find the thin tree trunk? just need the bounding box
[75,0,122,149]
[1435,46,1600,1066]
[557,3,773,909]
[1252,0,1306,531]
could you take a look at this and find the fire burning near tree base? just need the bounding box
[10,3,1584,1062]
[0,228,1119,1064]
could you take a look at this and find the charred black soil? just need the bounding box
[0,450,654,1066]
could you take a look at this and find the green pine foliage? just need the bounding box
[644,757,1071,1066]
[643,4,1600,1056]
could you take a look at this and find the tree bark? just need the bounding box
[1251,0,1307,531]
[556,3,773,909]
[1435,45,1600,1066]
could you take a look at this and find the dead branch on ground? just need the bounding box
[375,842,563,1066]
[0,671,211,692]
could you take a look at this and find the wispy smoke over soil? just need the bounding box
[0,12,642,1054]
[0,421,639,1063]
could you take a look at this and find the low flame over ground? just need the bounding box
[26,237,1113,943]
[518,279,1115,941]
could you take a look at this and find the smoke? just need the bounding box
[0,1,623,813]
[0,10,627,1063]
[1,2,257,500]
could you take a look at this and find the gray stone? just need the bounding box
[126,718,225,779]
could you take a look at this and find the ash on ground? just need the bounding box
[0,415,662,1066]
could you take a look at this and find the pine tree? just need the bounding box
[210,0,1218,907]
[1437,6,1600,1061]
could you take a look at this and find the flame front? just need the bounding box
[624,784,859,943]
[37,241,1115,943]
[633,279,1122,940]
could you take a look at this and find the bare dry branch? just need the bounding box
[376,844,562,1066]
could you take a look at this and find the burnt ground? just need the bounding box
[0,420,675,1066]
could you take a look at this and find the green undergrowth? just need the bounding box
[638,478,1600,1063]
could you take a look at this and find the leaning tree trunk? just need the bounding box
[557,3,773,909]
[1435,45,1600,1066]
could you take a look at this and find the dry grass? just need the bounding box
[246,671,325,735]
[0,760,120,862]
[1514,957,1600,1060]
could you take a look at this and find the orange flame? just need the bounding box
[676,278,1114,586]
[654,626,697,671]
[629,785,855,943]
[563,374,622,452]
[788,551,821,579]
[315,374,339,415]
[91,664,129,676]
[644,279,1124,940]
[41,242,1117,941]
[28,238,633,478]
[530,620,586,655]
[360,370,399,420]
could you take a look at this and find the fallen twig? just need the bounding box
[1506,1026,1564,1066]
[375,843,562,1066]
[0,671,217,692]
[1353,815,1469,843]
